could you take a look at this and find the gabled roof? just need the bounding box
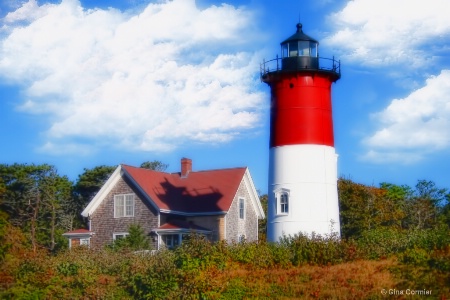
[121,164,246,214]
[82,163,265,218]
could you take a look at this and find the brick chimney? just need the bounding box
[181,158,192,178]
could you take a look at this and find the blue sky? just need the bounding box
[1,0,449,194]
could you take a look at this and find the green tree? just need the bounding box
[339,178,409,238]
[406,180,448,229]
[258,194,268,241]
[379,182,410,228]
[40,171,73,251]
[140,160,169,171]
[111,224,151,251]
[72,165,116,226]
[0,164,72,251]
[338,178,378,238]
[441,193,450,227]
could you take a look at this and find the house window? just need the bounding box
[238,234,246,243]
[113,232,129,240]
[114,194,134,218]
[239,198,245,219]
[79,238,90,247]
[163,234,180,249]
[275,189,290,215]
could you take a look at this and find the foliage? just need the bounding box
[108,224,151,251]
[139,160,169,171]
[356,227,450,259]
[1,229,448,299]
[0,212,11,262]
[1,162,449,298]
[0,164,73,252]
[120,250,178,300]
[72,165,116,226]
[339,177,449,238]
[258,194,268,241]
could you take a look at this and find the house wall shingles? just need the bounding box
[159,214,224,242]
[186,215,224,242]
[225,179,259,242]
[90,176,159,249]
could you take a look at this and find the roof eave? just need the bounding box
[62,232,94,238]
[159,209,227,216]
[121,166,161,212]
[81,165,122,218]
[244,168,265,219]
[153,228,212,234]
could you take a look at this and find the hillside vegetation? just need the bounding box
[1,163,449,299]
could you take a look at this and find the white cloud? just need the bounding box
[362,70,450,163]
[324,0,450,69]
[38,141,94,156]
[3,0,45,23]
[0,0,264,154]
[360,150,424,165]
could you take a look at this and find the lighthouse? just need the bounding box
[261,23,341,242]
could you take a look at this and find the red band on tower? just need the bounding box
[268,72,336,148]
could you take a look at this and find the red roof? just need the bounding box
[122,164,246,214]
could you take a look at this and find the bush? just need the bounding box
[1,225,449,299]
[120,250,178,300]
[356,227,450,259]
[280,232,345,266]
[108,224,151,251]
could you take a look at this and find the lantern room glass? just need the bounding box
[282,41,318,58]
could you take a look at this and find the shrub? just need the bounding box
[108,224,151,251]
[280,232,345,266]
[357,227,450,259]
[120,250,178,299]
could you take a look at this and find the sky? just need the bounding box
[1,0,450,194]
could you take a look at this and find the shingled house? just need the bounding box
[73,158,264,249]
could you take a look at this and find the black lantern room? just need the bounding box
[281,23,319,71]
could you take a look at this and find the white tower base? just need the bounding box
[267,144,341,242]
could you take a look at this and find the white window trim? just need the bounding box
[239,197,245,220]
[114,193,135,218]
[162,234,181,249]
[274,188,290,216]
[79,238,90,247]
[238,234,246,243]
[113,232,129,240]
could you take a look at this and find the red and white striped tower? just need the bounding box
[261,23,341,242]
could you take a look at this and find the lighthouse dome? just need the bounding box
[280,23,319,70]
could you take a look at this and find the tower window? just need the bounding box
[280,193,289,214]
[288,41,298,57]
[298,41,310,56]
[275,188,290,215]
